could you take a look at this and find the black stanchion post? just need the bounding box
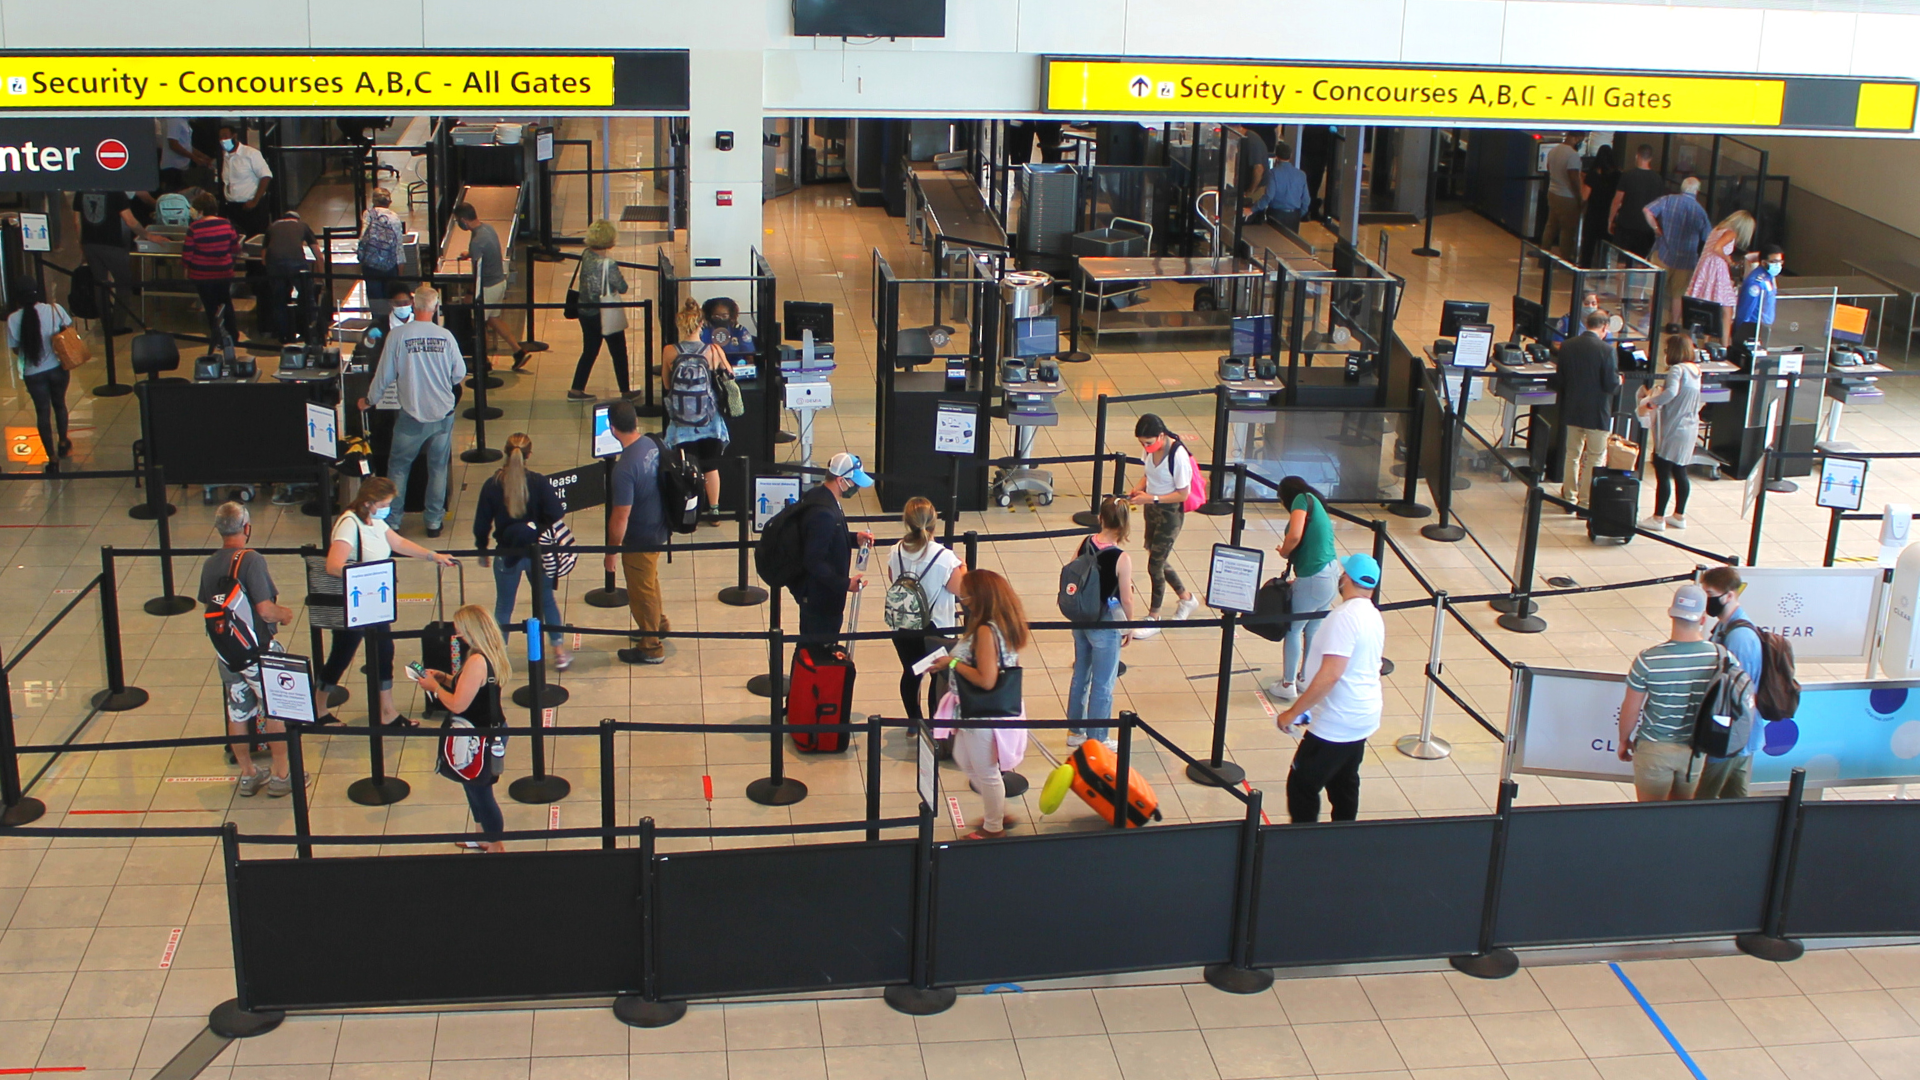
[92,551,148,711]
[144,466,195,616]
[1411,128,1442,258]
[1113,712,1135,828]
[865,712,882,842]
[461,303,504,462]
[586,459,629,608]
[510,617,571,804]
[1371,520,1397,677]
[599,719,617,851]
[1748,455,1770,568]
[287,726,312,859]
[1422,370,1467,541]
[519,244,548,355]
[1073,394,1109,528]
[92,274,132,397]
[964,530,978,572]
[719,455,767,606]
[1198,386,1233,515]
[346,625,410,805]
[208,825,286,1040]
[511,579,571,708]
[1824,507,1843,567]
[128,440,176,520]
[944,456,960,546]
[1737,766,1808,962]
[746,619,806,805]
[0,652,46,826]
[747,587,786,698]
[1192,466,1248,786]
[1451,775,1520,979]
[884,801,957,1015]
[1204,788,1272,993]
[636,298,662,418]
[1495,485,1547,633]
[1766,370,1800,494]
[1112,448,1128,500]
[613,816,688,1027]
[1390,365,1433,518]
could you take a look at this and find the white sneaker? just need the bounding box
[1638,516,1666,532]
[1666,515,1687,530]
[1065,733,1088,749]
[1267,678,1300,702]
[1102,738,1119,752]
[1173,596,1199,622]
[1131,618,1161,640]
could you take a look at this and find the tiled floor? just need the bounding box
[3,117,1918,1077]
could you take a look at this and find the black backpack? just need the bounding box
[204,550,263,673]
[1724,619,1802,722]
[1690,644,1757,759]
[648,434,703,535]
[1057,538,1107,624]
[755,498,819,590]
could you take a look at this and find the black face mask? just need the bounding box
[1705,594,1728,618]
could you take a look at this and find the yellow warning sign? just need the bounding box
[1043,58,1915,133]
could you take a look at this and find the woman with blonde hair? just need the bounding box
[884,496,965,721]
[568,218,632,400]
[473,432,570,669]
[660,296,734,510]
[1686,210,1755,344]
[313,476,456,726]
[946,570,1030,840]
[414,604,513,852]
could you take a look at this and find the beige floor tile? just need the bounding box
[333,1014,439,1064]
[529,1008,631,1058]
[1649,998,1756,1051]
[1688,1047,1790,1080]
[1094,985,1199,1033]
[1555,1005,1672,1059]
[1180,984,1287,1030]
[0,970,76,1020]
[1764,1042,1881,1080]
[1853,946,1920,991]
[37,1016,154,1071]
[1590,1054,1695,1080]
[428,1011,532,1061]
[1274,975,1379,1023]
[1385,1016,1498,1070]
[624,1050,727,1080]
[1014,1033,1123,1080]
[630,1003,726,1055]
[1201,1024,1313,1079]
[1498,1062,1605,1080]
[1612,960,1718,1004]
[1528,965,1635,1011]
[1728,995,1844,1046]
[1783,951,1881,996]
[914,993,1012,1043]
[1366,973,1468,1019]
[1410,1068,1505,1080]
[526,1055,623,1080]
[230,1064,332,1080]
[0,1018,53,1070]
[1109,1029,1219,1080]
[1807,990,1920,1041]
[1849,1035,1920,1080]
[824,1042,926,1080]
[1294,1020,1409,1074]
[1694,956,1805,1000]
[816,996,919,1046]
[723,1000,823,1052]
[57,968,166,1019]
[426,1060,531,1080]
[329,1063,433,1080]
[230,1016,342,1067]
[918,1037,1026,1080]
[1469,1010,1585,1064]
[1004,989,1109,1039]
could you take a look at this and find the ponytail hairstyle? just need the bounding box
[1097,494,1129,541]
[900,496,936,554]
[1277,475,1325,510]
[451,603,513,687]
[499,433,532,520]
[346,476,396,524]
[959,569,1031,652]
[10,281,44,363]
[675,297,703,341]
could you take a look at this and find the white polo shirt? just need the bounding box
[1300,595,1385,743]
[222,142,272,203]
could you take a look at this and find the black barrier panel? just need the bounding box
[654,840,914,1000]
[1252,816,1492,968]
[1783,801,1920,938]
[930,823,1237,986]
[235,850,642,1010]
[1496,800,1777,947]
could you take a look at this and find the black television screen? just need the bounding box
[784,300,835,343]
[1681,296,1724,339]
[141,380,310,486]
[794,0,945,37]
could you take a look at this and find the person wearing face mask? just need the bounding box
[312,477,457,726]
[414,604,513,852]
[1732,244,1784,348]
[1548,309,1620,511]
[362,286,468,537]
[1694,566,1764,799]
[216,123,273,237]
[1125,413,1198,638]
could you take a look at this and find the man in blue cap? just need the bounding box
[1274,552,1386,823]
[793,452,877,649]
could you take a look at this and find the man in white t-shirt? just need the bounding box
[1274,552,1386,823]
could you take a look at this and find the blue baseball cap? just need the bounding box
[1340,552,1381,590]
[828,452,873,489]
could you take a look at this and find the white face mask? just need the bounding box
[392,305,412,322]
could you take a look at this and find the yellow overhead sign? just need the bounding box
[1044,58,1916,133]
[0,52,691,112]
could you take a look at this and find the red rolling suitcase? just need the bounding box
[788,645,856,752]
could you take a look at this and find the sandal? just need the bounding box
[511,349,530,372]
[381,714,417,729]
[456,841,484,851]
[315,713,342,726]
[963,828,1006,840]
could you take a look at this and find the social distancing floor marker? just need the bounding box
[1611,962,1708,1080]
[549,806,560,830]
[158,927,182,969]
[542,708,555,727]
[701,775,713,801]
[166,776,233,783]
[0,1068,88,1075]
[1256,689,1277,718]
[68,809,215,815]
[946,795,966,829]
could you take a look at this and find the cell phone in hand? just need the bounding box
[407,661,427,681]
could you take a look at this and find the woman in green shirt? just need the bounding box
[1270,476,1340,702]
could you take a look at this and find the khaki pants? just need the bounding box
[1651,255,1688,326]
[621,551,664,655]
[1542,194,1582,260]
[1632,738,1703,801]
[1561,425,1608,508]
[1695,753,1752,799]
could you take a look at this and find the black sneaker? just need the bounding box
[618,647,665,665]
[426,526,443,538]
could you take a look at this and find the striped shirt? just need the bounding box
[1625,639,1720,744]
[182,216,240,280]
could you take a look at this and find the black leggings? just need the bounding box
[1652,455,1691,517]
[572,312,631,394]
[320,629,394,693]
[891,635,944,721]
[23,366,69,463]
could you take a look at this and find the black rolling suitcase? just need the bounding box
[421,563,463,714]
[1587,471,1640,544]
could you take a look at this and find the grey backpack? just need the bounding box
[1057,539,1107,624]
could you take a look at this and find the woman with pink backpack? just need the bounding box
[1125,414,1202,639]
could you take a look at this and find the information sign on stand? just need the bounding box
[343,559,397,629]
[305,402,338,457]
[1818,457,1869,512]
[916,721,939,809]
[259,652,318,724]
[591,403,621,458]
[19,212,49,252]
[535,128,555,162]
[546,463,608,516]
[1205,544,1265,613]
[754,476,801,532]
[934,400,978,455]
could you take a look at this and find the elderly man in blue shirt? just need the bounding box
[1242,142,1311,232]
[1644,176,1712,325]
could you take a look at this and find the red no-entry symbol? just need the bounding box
[96,139,129,170]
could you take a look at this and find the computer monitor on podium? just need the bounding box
[1440,299,1491,337]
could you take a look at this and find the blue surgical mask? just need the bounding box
[221,138,236,153]
[392,305,413,322]
[1765,262,1782,277]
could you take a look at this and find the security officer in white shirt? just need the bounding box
[218,123,273,237]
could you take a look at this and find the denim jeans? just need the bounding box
[384,412,455,531]
[493,556,563,645]
[1283,561,1341,684]
[1067,606,1124,742]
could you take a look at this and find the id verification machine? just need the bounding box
[990,316,1067,507]
[780,301,837,467]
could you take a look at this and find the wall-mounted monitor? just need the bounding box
[794,0,945,38]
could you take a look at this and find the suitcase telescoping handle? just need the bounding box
[434,560,466,623]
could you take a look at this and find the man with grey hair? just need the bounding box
[1645,176,1713,322]
[362,284,467,537]
[197,502,297,797]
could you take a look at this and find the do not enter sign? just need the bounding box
[95,138,129,170]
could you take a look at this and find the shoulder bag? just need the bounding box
[955,628,1024,718]
[51,316,90,371]
[303,514,364,631]
[561,260,582,321]
[598,258,627,333]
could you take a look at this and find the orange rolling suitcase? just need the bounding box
[1069,739,1162,827]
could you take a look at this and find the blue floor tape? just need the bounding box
[1610,961,1710,1080]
